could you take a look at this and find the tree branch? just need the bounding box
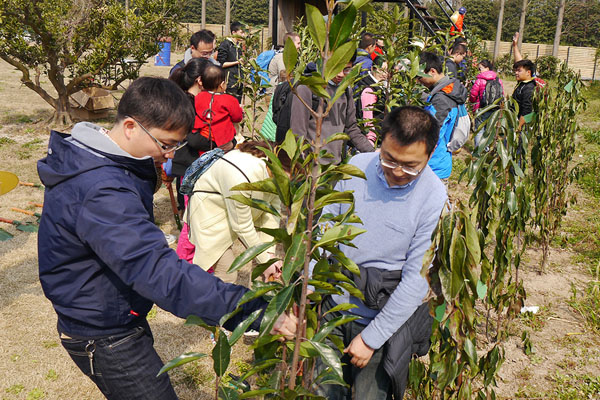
[0,55,56,108]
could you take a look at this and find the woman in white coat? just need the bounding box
[185,141,289,284]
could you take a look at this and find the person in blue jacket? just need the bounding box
[418,51,468,181]
[37,77,296,400]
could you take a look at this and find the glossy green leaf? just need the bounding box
[281,130,298,159]
[464,216,481,266]
[329,163,366,179]
[259,284,295,339]
[314,191,354,210]
[231,179,278,195]
[329,4,356,50]
[315,224,366,249]
[328,247,360,275]
[324,133,350,145]
[212,332,231,376]
[324,41,357,82]
[564,80,573,93]
[157,352,207,376]
[184,315,216,333]
[324,302,358,316]
[261,147,291,205]
[305,4,327,52]
[240,358,281,381]
[282,233,307,284]
[328,66,359,107]
[228,194,281,217]
[312,315,359,342]
[283,37,298,74]
[309,340,344,379]
[228,309,262,346]
[237,282,280,306]
[228,241,276,274]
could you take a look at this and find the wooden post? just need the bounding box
[566,47,570,65]
[201,0,206,29]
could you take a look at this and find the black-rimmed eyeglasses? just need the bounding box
[128,116,187,153]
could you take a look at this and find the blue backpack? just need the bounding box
[251,49,277,87]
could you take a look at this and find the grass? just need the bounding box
[567,265,600,334]
[515,373,600,399]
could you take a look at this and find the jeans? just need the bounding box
[314,298,391,400]
[60,323,178,400]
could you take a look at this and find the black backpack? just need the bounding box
[272,81,321,143]
[480,77,503,108]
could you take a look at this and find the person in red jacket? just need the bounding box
[194,64,243,150]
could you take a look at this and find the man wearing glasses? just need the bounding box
[315,106,447,400]
[290,56,374,164]
[37,77,296,400]
[169,29,219,77]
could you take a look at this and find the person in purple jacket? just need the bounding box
[37,77,296,400]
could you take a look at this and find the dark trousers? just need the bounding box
[314,298,391,400]
[60,323,178,400]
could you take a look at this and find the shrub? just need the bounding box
[535,55,561,80]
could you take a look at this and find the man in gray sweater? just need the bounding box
[289,57,374,164]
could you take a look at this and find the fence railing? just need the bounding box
[484,40,600,81]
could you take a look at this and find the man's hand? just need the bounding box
[262,259,282,282]
[512,32,519,46]
[270,312,298,340]
[343,333,374,368]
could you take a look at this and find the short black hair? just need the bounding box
[381,106,439,155]
[169,58,211,91]
[359,32,375,50]
[190,29,215,48]
[513,59,536,75]
[230,21,243,33]
[450,42,467,55]
[117,77,194,134]
[479,59,495,71]
[201,64,226,91]
[419,51,443,74]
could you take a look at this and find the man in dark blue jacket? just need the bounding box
[37,77,295,400]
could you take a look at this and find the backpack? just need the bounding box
[272,81,323,143]
[447,102,471,152]
[251,49,277,87]
[480,77,503,108]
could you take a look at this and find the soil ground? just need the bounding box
[0,56,599,400]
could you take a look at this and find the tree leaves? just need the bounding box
[212,331,231,377]
[305,4,327,52]
[157,352,207,376]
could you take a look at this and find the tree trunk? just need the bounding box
[225,0,231,35]
[493,0,506,62]
[553,0,566,57]
[53,93,72,126]
[268,0,273,46]
[201,0,206,29]
[518,0,527,49]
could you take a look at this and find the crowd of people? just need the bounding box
[36,21,543,400]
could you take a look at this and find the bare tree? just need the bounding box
[225,0,231,34]
[517,0,528,49]
[494,0,506,61]
[553,0,566,57]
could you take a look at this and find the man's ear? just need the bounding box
[122,118,136,140]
